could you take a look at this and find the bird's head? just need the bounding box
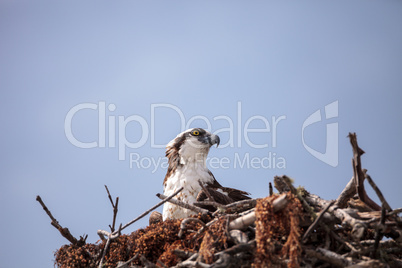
[166,128,220,165]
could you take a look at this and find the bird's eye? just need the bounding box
[192,130,200,136]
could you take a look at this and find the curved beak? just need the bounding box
[210,134,220,148]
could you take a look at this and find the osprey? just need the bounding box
[162,128,250,220]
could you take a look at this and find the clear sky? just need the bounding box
[1,1,402,267]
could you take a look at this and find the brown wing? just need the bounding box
[197,170,250,206]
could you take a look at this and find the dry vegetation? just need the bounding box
[37,133,402,267]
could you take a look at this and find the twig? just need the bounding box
[388,208,402,216]
[178,217,206,238]
[96,187,185,244]
[206,199,257,217]
[36,195,86,246]
[224,198,257,211]
[335,177,356,208]
[191,218,220,239]
[329,230,359,252]
[228,193,288,230]
[302,200,335,243]
[305,193,369,241]
[98,223,122,268]
[104,185,119,232]
[140,255,157,267]
[173,249,195,260]
[365,173,392,212]
[198,180,215,202]
[305,247,352,267]
[269,182,273,196]
[175,259,210,268]
[349,133,381,211]
[156,193,210,216]
[98,237,112,268]
[193,200,226,210]
[372,205,386,259]
[117,187,184,233]
[157,259,168,268]
[217,240,256,255]
[97,228,121,241]
[116,253,139,268]
[229,229,248,244]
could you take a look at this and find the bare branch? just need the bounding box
[198,180,215,202]
[335,176,356,208]
[178,217,206,238]
[269,182,273,196]
[305,247,352,267]
[104,185,119,232]
[157,193,210,216]
[36,195,86,246]
[349,132,381,211]
[365,173,392,212]
[118,186,184,233]
[302,200,335,243]
[228,193,288,230]
[372,205,386,259]
[98,223,122,268]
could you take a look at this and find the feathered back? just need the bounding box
[163,134,186,186]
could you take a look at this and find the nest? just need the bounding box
[38,133,402,267]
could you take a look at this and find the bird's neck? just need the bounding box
[180,151,208,167]
[178,143,210,167]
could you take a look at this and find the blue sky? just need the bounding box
[1,1,402,267]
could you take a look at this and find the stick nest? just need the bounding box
[43,133,402,267]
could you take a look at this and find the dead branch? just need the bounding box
[224,198,257,212]
[372,205,387,259]
[389,208,402,216]
[365,172,392,212]
[36,195,86,246]
[157,193,210,216]
[193,200,226,210]
[98,237,111,268]
[349,133,381,211]
[178,217,206,238]
[269,182,273,196]
[305,193,369,241]
[305,247,352,267]
[173,249,195,260]
[96,186,186,247]
[229,229,249,244]
[118,186,184,233]
[98,223,122,268]
[104,185,119,232]
[194,198,257,215]
[302,200,335,243]
[116,253,139,268]
[97,228,121,242]
[218,240,256,256]
[198,180,215,202]
[335,176,356,208]
[175,260,209,268]
[228,193,288,230]
[140,255,157,267]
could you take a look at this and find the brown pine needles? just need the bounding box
[254,193,303,268]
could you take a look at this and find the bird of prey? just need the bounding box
[162,128,250,220]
